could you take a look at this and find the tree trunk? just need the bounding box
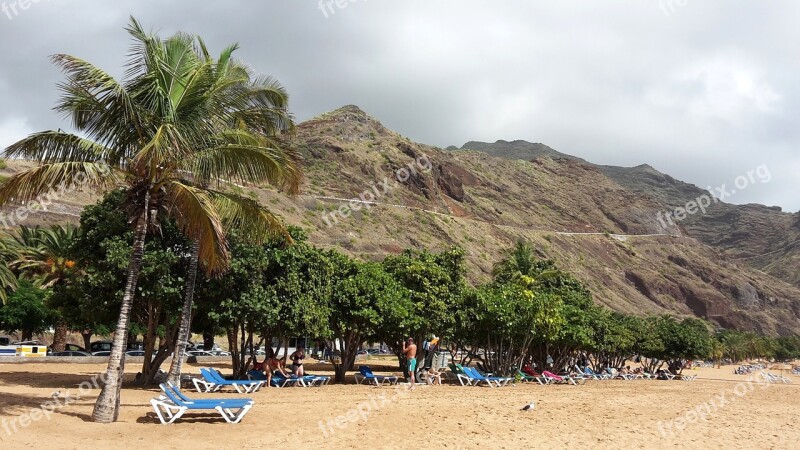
[22,329,33,341]
[82,331,92,351]
[52,319,69,352]
[203,331,214,351]
[167,239,201,385]
[91,210,148,423]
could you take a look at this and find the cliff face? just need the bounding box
[3,105,799,335]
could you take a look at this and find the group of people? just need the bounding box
[253,336,443,389]
[253,347,307,386]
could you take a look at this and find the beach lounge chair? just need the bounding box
[192,368,265,393]
[582,367,610,380]
[561,372,587,385]
[354,366,399,386]
[303,374,332,386]
[270,372,304,388]
[518,369,548,385]
[542,371,578,385]
[462,367,512,387]
[450,364,475,386]
[656,370,676,381]
[151,383,254,424]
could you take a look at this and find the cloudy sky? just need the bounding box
[1,0,798,210]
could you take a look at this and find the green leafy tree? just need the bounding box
[0,281,54,340]
[327,255,412,382]
[380,247,468,370]
[200,231,330,378]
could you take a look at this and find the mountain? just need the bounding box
[2,105,799,335]
[457,140,800,289]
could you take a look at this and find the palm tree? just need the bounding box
[10,225,80,351]
[0,17,300,423]
[165,50,301,385]
[492,240,556,285]
[11,225,79,288]
[0,233,20,304]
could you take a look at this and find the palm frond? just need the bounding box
[51,54,145,150]
[163,180,229,275]
[0,162,120,207]
[3,131,117,165]
[188,141,302,193]
[208,189,290,244]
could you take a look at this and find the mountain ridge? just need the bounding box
[3,104,799,335]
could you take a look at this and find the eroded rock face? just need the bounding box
[735,283,762,308]
[436,164,466,202]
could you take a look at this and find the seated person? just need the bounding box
[426,368,443,385]
[522,364,542,377]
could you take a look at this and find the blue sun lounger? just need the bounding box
[151,383,254,424]
[462,367,512,387]
[192,368,265,393]
[354,366,399,386]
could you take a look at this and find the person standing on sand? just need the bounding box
[403,338,417,390]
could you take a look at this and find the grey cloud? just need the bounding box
[1,0,797,210]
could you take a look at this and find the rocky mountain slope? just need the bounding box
[457,140,800,289]
[2,105,799,335]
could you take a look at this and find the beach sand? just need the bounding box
[1,360,798,449]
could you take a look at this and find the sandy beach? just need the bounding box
[1,360,798,449]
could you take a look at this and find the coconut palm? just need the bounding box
[0,17,300,423]
[165,50,301,385]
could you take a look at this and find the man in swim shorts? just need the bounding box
[403,337,417,390]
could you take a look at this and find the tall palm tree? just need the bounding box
[166,49,301,385]
[0,17,300,423]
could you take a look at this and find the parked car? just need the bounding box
[92,351,111,357]
[209,350,231,357]
[90,341,143,353]
[125,350,146,357]
[51,351,92,357]
[187,350,214,357]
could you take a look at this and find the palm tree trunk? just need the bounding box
[167,239,200,385]
[51,319,69,352]
[91,211,148,423]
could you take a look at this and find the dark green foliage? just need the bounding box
[0,281,54,340]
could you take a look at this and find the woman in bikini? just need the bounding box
[290,347,306,377]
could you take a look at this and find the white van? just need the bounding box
[0,338,47,357]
